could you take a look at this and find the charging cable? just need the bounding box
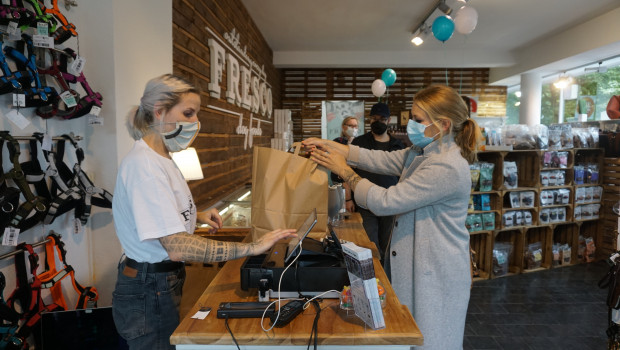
[261,241,305,332]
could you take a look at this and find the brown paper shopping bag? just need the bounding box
[251,143,328,241]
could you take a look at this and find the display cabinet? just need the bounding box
[471,148,606,280]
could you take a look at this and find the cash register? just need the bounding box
[240,209,349,298]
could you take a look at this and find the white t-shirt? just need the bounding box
[112,139,197,263]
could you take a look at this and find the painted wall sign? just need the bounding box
[206,27,273,119]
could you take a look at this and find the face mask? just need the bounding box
[345,127,358,138]
[370,121,387,135]
[161,121,200,152]
[407,119,438,148]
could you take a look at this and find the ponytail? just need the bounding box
[454,118,482,164]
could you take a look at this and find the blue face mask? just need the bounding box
[407,119,438,148]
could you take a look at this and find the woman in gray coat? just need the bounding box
[303,85,481,350]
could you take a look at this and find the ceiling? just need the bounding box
[242,0,620,88]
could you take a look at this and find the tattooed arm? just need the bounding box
[341,167,363,192]
[160,229,297,263]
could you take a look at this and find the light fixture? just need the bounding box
[584,61,608,73]
[553,73,572,89]
[410,0,454,46]
[411,23,430,46]
[171,147,204,181]
[515,91,521,98]
[437,0,452,15]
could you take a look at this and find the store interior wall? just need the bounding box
[0,0,172,308]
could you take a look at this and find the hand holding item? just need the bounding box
[345,200,355,213]
[302,137,349,158]
[253,229,298,255]
[198,208,223,233]
[309,146,351,178]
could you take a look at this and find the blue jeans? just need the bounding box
[112,259,186,350]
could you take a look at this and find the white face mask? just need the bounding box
[161,121,200,152]
[345,127,358,138]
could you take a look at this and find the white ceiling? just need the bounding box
[241,0,620,87]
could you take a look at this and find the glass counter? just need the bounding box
[199,185,252,229]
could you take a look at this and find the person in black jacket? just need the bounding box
[351,102,404,265]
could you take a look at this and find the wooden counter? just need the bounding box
[171,214,423,349]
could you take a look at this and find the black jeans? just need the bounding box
[357,207,394,265]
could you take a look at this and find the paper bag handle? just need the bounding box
[292,142,302,156]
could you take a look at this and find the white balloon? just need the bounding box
[371,79,386,97]
[454,6,478,35]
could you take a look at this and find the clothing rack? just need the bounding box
[0,232,58,261]
[9,135,83,141]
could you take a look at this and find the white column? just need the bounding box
[519,73,542,126]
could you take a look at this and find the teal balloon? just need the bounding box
[432,15,455,42]
[381,69,397,87]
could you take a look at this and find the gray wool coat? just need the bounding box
[348,135,471,350]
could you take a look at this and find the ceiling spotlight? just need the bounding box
[515,91,522,98]
[585,61,608,73]
[438,0,452,15]
[553,73,572,89]
[411,23,430,46]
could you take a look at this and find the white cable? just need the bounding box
[302,289,342,310]
[261,241,305,332]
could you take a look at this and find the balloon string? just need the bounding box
[459,35,468,94]
[444,43,449,86]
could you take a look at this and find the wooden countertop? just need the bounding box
[171,213,423,347]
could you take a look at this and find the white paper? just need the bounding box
[6,109,30,129]
[33,34,54,48]
[190,310,211,319]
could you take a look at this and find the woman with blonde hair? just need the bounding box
[112,74,296,350]
[303,85,481,349]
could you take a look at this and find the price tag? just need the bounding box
[89,105,101,116]
[42,132,52,152]
[8,25,21,41]
[6,109,30,129]
[12,93,25,107]
[2,227,19,246]
[7,21,19,36]
[60,90,78,107]
[74,218,83,234]
[33,34,54,48]
[88,115,103,126]
[70,55,86,75]
[36,22,48,36]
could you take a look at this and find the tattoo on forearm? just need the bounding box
[159,233,260,263]
[342,168,363,191]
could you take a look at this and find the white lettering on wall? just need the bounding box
[240,65,252,109]
[205,27,273,118]
[236,113,263,150]
[207,38,225,99]
[225,53,240,106]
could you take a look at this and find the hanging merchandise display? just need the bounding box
[0,0,103,120]
[0,132,113,237]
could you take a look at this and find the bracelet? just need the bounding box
[346,199,352,201]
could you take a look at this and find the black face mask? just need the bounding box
[370,121,388,135]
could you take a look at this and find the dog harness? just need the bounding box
[40,0,77,44]
[37,233,99,310]
[4,34,57,107]
[0,0,35,27]
[58,48,103,119]
[0,132,48,233]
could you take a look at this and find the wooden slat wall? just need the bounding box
[173,0,280,210]
[282,68,506,142]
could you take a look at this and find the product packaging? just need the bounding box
[503,161,518,189]
[525,242,543,269]
[520,191,535,207]
[492,242,513,277]
[482,212,495,231]
[479,162,495,191]
[470,163,481,191]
